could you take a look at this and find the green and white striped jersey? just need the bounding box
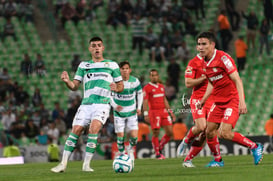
[113,75,143,117]
[74,59,122,105]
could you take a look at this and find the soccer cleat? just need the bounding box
[176,138,188,157]
[251,143,264,165]
[183,160,195,168]
[82,165,94,172]
[156,154,165,160]
[206,159,224,167]
[51,163,66,173]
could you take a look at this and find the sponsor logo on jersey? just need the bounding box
[209,74,223,81]
[117,94,134,99]
[86,73,108,79]
[86,63,91,67]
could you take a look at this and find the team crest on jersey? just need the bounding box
[152,89,155,92]
[161,88,163,91]
[213,68,218,72]
[104,62,110,67]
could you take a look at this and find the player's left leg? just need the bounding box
[159,125,173,152]
[219,122,264,165]
[126,115,138,161]
[82,104,110,172]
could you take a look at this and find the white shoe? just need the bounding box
[176,138,188,157]
[51,163,66,173]
[82,165,94,172]
[183,160,195,168]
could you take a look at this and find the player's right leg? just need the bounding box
[114,116,126,154]
[51,125,83,173]
[205,121,223,167]
[183,132,206,167]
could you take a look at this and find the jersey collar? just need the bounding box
[149,82,158,88]
[206,49,217,66]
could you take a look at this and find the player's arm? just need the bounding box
[61,71,80,91]
[110,81,124,93]
[199,81,213,108]
[164,96,176,122]
[143,99,150,123]
[109,95,123,112]
[229,71,247,114]
[185,75,207,88]
[136,90,143,115]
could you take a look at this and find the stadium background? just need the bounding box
[0,0,272,162]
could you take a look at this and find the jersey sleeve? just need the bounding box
[185,61,196,78]
[111,62,123,82]
[220,54,237,74]
[74,62,84,82]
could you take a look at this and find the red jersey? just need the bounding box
[203,49,239,103]
[185,54,208,99]
[143,82,165,110]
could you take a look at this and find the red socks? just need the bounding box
[184,128,197,144]
[184,146,203,161]
[207,135,221,161]
[152,136,160,155]
[159,134,171,151]
[232,132,257,149]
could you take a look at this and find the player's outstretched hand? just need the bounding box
[61,71,70,83]
[239,101,247,114]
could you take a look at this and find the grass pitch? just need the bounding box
[0,154,272,181]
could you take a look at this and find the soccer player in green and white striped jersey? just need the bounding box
[111,61,143,161]
[51,37,124,173]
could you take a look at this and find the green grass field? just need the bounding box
[1,154,272,181]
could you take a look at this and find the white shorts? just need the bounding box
[114,114,138,133]
[72,104,110,127]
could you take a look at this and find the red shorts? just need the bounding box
[149,109,172,129]
[190,98,213,120]
[207,99,239,128]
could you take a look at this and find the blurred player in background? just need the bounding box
[176,52,217,167]
[51,36,124,173]
[197,31,263,167]
[111,61,143,162]
[143,69,176,159]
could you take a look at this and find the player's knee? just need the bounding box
[219,130,232,140]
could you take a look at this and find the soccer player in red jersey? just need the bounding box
[143,69,176,159]
[197,31,263,167]
[177,54,217,167]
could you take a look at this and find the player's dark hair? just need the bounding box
[150,69,158,74]
[119,61,130,68]
[271,114,273,119]
[89,36,103,44]
[196,31,217,44]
